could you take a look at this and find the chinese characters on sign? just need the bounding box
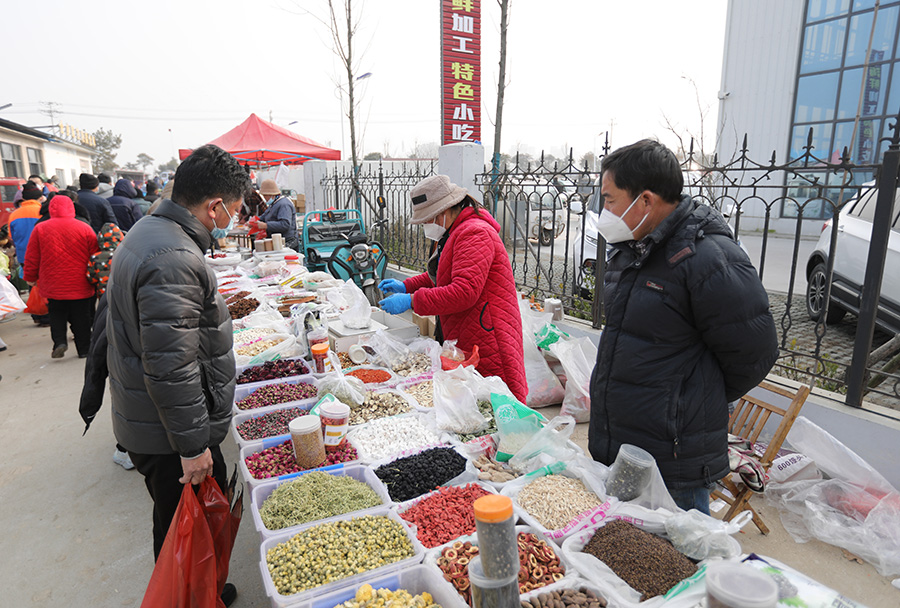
[441,0,480,145]
[859,50,884,164]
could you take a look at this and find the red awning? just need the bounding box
[179,113,341,166]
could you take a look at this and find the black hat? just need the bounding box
[80,173,100,189]
[22,181,42,200]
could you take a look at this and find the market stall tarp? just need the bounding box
[179,113,341,166]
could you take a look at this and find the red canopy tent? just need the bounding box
[179,113,341,166]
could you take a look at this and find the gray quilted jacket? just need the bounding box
[106,199,235,457]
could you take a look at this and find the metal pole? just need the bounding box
[845,114,900,407]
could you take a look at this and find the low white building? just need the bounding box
[0,117,94,188]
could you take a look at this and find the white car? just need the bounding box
[805,185,900,334]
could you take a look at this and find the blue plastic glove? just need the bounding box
[378,278,406,294]
[379,293,412,315]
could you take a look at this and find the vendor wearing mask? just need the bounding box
[252,180,299,250]
[378,175,527,402]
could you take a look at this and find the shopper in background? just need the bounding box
[378,174,528,402]
[97,172,114,198]
[251,179,298,249]
[105,144,248,606]
[586,139,778,514]
[107,179,143,231]
[8,182,49,326]
[77,174,117,233]
[23,194,99,359]
[143,181,160,207]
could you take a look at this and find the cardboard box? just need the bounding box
[292,194,306,214]
[411,312,436,339]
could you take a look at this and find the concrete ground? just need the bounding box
[0,312,896,607]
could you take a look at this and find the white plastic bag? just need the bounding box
[523,330,565,408]
[407,337,442,369]
[339,281,371,329]
[548,337,596,423]
[432,367,488,434]
[508,415,582,473]
[664,509,747,560]
[0,276,26,321]
[359,330,410,369]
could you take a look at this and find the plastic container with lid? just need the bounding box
[311,342,332,374]
[319,400,351,451]
[605,443,655,502]
[348,344,368,365]
[289,415,326,469]
[705,562,779,608]
[285,253,300,265]
[473,494,519,580]
[468,554,520,608]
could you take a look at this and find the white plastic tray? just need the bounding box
[250,464,393,540]
[233,375,319,416]
[230,404,313,449]
[238,436,357,490]
[259,508,425,608]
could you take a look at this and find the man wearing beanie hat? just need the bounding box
[97,172,114,198]
[251,179,299,249]
[378,174,527,402]
[77,173,117,233]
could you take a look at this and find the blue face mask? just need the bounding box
[210,201,235,240]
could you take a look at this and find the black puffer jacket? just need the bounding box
[588,196,778,489]
[106,199,235,457]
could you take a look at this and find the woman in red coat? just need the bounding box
[379,175,527,402]
[24,194,99,358]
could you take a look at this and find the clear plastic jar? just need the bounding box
[289,415,326,469]
[473,495,519,580]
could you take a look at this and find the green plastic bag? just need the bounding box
[492,393,547,462]
[534,323,569,350]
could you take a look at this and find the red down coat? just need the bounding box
[24,195,99,300]
[405,207,527,402]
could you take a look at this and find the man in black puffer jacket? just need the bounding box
[588,140,778,514]
[106,145,249,603]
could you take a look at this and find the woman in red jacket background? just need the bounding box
[379,174,527,402]
[24,194,99,358]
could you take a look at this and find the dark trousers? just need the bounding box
[129,445,227,560]
[47,297,95,355]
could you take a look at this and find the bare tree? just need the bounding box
[492,0,510,174]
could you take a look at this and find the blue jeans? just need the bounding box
[668,485,712,514]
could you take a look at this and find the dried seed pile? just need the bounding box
[266,515,414,596]
[437,533,565,604]
[399,483,491,547]
[403,381,434,408]
[473,454,519,483]
[350,416,441,461]
[228,296,259,319]
[349,391,412,425]
[457,400,496,443]
[522,588,608,608]
[516,475,601,530]
[335,584,440,608]
[236,407,308,441]
[236,337,285,357]
[259,471,383,530]
[582,520,697,600]
[336,351,355,369]
[236,382,317,410]
[237,359,309,384]
[244,439,357,479]
[392,352,432,376]
[233,327,276,345]
[374,447,467,502]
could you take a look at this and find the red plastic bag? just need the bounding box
[141,477,242,608]
[24,282,48,316]
[440,344,480,370]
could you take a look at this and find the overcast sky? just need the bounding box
[3,0,727,171]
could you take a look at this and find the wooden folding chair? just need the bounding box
[712,380,810,534]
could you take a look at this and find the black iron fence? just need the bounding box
[320,133,899,410]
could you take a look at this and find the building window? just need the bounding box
[1,142,23,177]
[838,65,886,118]
[795,72,841,122]
[26,147,44,177]
[807,0,850,23]
[801,18,847,73]
[844,7,898,67]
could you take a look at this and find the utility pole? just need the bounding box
[269,109,273,123]
[39,101,62,134]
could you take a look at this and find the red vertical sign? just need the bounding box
[441,0,481,145]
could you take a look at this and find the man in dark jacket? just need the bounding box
[107,178,143,231]
[106,145,249,605]
[252,179,299,249]
[588,139,778,514]
[77,173,117,233]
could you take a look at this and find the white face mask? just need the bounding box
[596,192,649,243]
[422,214,447,241]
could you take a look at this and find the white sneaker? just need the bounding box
[113,449,135,470]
